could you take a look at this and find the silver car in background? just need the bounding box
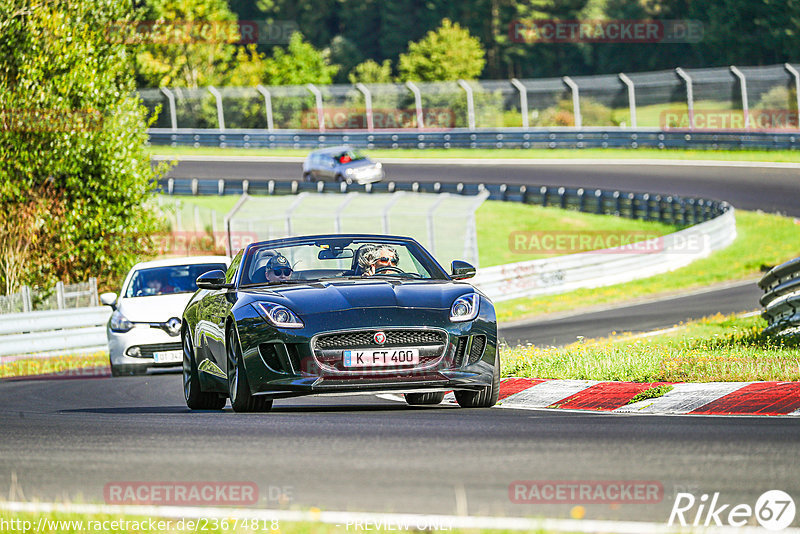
[101,256,229,376]
[302,146,385,184]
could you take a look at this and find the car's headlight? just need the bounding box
[257,303,304,329]
[110,309,134,332]
[345,168,355,176]
[374,161,382,169]
[450,293,479,322]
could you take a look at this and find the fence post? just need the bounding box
[21,285,32,313]
[729,66,749,129]
[255,85,275,132]
[562,76,581,128]
[618,73,637,128]
[405,81,425,130]
[306,83,325,133]
[207,86,226,131]
[160,88,178,131]
[457,79,476,131]
[675,68,694,129]
[510,78,529,129]
[56,281,65,309]
[355,83,374,132]
[426,194,448,257]
[784,64,800,120]
[89,277,98,306]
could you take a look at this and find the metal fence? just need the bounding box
[141,63,800,133]
[0,279,99,315]
[0,306,110,357]
[759,258,800,336]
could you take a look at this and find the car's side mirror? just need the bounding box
[451,260,476,280]
[100,292,117,309]
[196,270,229,290]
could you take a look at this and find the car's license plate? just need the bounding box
[343,348,420,367]
[153,350,182,363]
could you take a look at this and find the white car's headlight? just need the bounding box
[110,309,134,332]
[345,168,355,176]
[374,161,382,169]
[450,293,479,322]
[257,303,304,329]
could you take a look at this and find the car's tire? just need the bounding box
[183,330,225,410]
[454,352,500,408]
[303,172,313,182]
[335,174,343,183]
[404,392,446,406]
[227,326,273,413]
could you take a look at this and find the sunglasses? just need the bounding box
[376,256,398,265]
[271,268,293,276]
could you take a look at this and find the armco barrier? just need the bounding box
[0,307,111,358]
[759,258,800,336]
[472,208,735,302]
[148,128,800,150]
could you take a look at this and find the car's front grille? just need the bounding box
[139,342,182,358]
[315,329,446,349]
[313,329,448,373]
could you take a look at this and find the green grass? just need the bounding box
[0,352,108,379]
[148,145,800,162]
[502,313,800,383]
[166,195,682,268]
[627,384,674,404]
[495,210,800,322]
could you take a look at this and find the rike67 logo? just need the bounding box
[669,490,796,531]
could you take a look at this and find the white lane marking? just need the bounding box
[2,500,792,534]
[150,154,800,169]
[614,382,753,414]
[501,379,600,408]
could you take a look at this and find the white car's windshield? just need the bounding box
[124,263,227,297]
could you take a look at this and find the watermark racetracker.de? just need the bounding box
[104,481,293,506]
[300,107,456,130]
[508,230,707,255]
[661,109,800,130]
[510,480,663,504]
[508,19,703,44]
[105,20,298,45]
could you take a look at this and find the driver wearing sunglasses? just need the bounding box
[360,245,399,276]
[265,254,294,283]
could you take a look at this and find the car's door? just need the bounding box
[318,155,337,181]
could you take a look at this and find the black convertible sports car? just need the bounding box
[181,234,499,412]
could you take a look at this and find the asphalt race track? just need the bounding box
[161,158,800,215]
[2,374,800,523]
[499,280,762,346]
[2,157,798,525]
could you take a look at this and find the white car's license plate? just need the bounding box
[153,350,182,363]
[343,348,420,367]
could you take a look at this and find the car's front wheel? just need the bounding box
[183,330,225,410]
[454,352,500,408]
[227,326,273,413]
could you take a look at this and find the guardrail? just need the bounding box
[759,258,800,336]
[160,177,728,227]
[149,128,800,150]
[0,307,111,358]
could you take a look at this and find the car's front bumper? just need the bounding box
[108,324,184,371]
[235,306,497,399]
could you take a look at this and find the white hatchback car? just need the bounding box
[101,256,229,377]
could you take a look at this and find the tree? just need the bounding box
[397,19,486,81]
[0,0,166,293]
[348,59,393,84]
[134,0,267,88]
[263,32,339,85]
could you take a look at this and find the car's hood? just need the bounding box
[118,293,195,322]
[242,280,472,315]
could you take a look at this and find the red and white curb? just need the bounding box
[439,378,800,416]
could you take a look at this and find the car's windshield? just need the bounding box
[239,238,446,286]
[124,263,227,297]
